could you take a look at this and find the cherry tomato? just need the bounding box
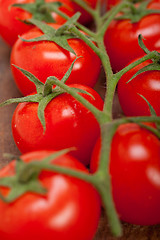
[0,0,75,46]
[0,150,101,240]
[106,0,120,9]
[72,0,97,24]
[91,123,160,225]
[10,23,101,96]
[104,0,160,72]
[12,84,103,166]
[0,0,98,47]
[117,57,160,116]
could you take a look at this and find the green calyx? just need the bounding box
[120,34,160,135]
[0,58,93,132]
[136,94,160,135]
[19,13,81,55]
[116,0,160,23]
[12,0,63,23]
[127,35,160,83]
[0,149,73,203]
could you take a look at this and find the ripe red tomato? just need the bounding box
[0,0,75,46]
[0,0,98,47]
[104,0,160,72]
[91,123,160,225]
[106,0,120,9]
[10,23,101,96]
[0,150,101,240]
[117,57,160,116]
[12,84,103,166]
[72,0,97,24]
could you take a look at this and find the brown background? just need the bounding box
[0,37,160,240]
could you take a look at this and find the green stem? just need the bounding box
[30,162,94,183]
[115,51,160,81]
[71,0,95,16]
[100,50,160,120]
[97,41,113,78]
[49,5,96,37]
[102,3,118,22]
[91,3,131,121]
[99,1,131,39]
[69,25,101,57]
[51,78,107,124]
[36,0,45,4]
[136,123,160,139]
[113,115,160,128]
[96,181,122,237]
[110,116,160,138]
[98,122,118,173]
[95,122,122,236]
[127,115,160,125]
[103,75,118,120]
[91,0,103,30]
[24,151,122,237]
[43,77,58,96]
[95,0,102,14]
[95,39,114,120]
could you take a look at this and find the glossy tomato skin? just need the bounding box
[104,1,160,72]
[91,123,160,225]
[0,150,101,240]
[0,0,75,46]
[12,84,103,166]
[0,0,98,47]
[117,57,160,116]
[10,24,101,96]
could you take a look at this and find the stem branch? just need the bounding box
[49,5,96,37]
[94,122,122,236]
[52,79,107,124]
[99,1,131,39]
[115,51,160,81]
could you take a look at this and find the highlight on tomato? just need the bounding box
[117,56,160,117]
[10,22,101,96]
[0,150,101,240]
[11,84,103,166]
[104,0,160,72]
[0,0,99,47]
[0,0,73,46]
[91,123,160,225]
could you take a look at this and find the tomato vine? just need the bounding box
[0,0,160,238]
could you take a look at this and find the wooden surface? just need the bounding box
[0,37,160,240]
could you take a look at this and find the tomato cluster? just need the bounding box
[0,0,160,239]
[0,0,103,239]
[0,0,97,46]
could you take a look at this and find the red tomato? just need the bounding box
[117,57,160,116]
[0,0,98,47]
[91,123,160,225]
[10,23,101,96]
[104,0,160,72]
[0,0,75,46]
[0,150,101,240]
[72,0,97,24]
[106,0,120,9]
[12,84,103,166]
